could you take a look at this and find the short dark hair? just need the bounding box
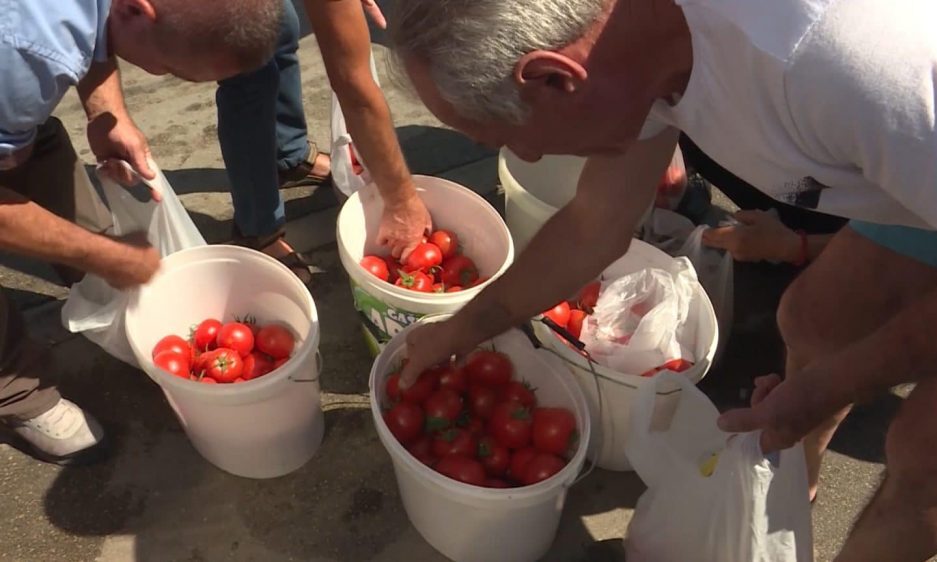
[155,0,283,72]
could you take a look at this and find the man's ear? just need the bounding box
[514,50,587,94]
[111,0,157,22]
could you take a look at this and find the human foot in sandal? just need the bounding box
[279,142,332,189]
[261,237,314,284]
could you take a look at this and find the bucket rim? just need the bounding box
[125,244,321,398]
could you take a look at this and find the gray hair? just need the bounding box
[389,0,606,123]
[156,0,283,72]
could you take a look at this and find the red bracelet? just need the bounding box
[793,229,808,267]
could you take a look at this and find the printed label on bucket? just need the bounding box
[351,283,423,343]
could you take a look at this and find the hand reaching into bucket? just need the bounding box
[378,189,432,260]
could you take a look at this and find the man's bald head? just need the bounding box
[109,0,283,81]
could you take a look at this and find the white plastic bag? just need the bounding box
[578,257,697,374]
[643,209,733,357]
[61,160,205,366]
[624,373,813,562]
[330,50,380,197]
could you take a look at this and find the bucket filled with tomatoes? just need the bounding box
[125,245,323,479]
[532,239,718,471]
[337,176,514,355]
[370,316,590,562]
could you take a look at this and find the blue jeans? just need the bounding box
[216,0,309,239]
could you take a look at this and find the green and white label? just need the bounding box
[351,283,423,343]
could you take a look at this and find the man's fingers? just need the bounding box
[362,0,387,29]
[399,241,419,262]
[733,209,767,225]
[717,406,765,434]
[130,148,156,181]
[702,226,736,249]
[751,373,783,406]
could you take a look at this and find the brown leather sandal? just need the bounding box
[278,142,332,190]
[231,226,313,284]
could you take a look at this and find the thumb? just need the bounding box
[398,358,423,389]
[130,146,156,181]
[701,226,736,249]
[733,209,767,225]
[717,406,765,434]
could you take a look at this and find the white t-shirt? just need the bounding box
[644,0,937,229]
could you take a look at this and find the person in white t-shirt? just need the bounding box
[387,0,937,558]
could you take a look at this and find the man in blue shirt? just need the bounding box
[0,0,282,465]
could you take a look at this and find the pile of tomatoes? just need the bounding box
[541,280,601,340]
[360,228,487,293]
[151,317,296,384]
[383,349,578,488]
[541,280,695,377]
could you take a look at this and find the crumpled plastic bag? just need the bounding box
[579,257,697,374]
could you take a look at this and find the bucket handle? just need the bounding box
[289,350,323,383]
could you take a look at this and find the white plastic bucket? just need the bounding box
[498,148,654,252]
[337,175,514,355]
[533,239,718,471]
[370,317,591,562]
[125,245,323,479]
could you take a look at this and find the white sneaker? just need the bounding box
[9,399,107,465]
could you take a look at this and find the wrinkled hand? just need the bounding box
[399,319,474,387]
[378,191,432,260]
[89,232,161,290]
[718,374,834,453]
[361,0,387,29]
[702,209,799,263]
[87,112,161,200]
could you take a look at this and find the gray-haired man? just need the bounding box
[390,0,937,559]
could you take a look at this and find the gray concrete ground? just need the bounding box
[0,4,897,561]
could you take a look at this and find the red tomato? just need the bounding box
[153,350,190,378]
[406,435,437,467]
[542,301,571,328]
[385,373,402,403]
[532,407,577,455]
[468,385,500,420]
[521,453,567,485]
[469,276,489,288]
[437,365,468,394]
[478,436,510,477]
[360,255,390,282]
[242,352,274,380]
[423,389,463,432]
[273,357,288,370]
[501,381,537,408]
[203,348,244,383]
[509,447,538,482]
[395,270,434,292]
[567,310,587,339]
[485,478,512,489]
[439,255,479,287]
[404,242,443,271]
[662,358,694,372]
[429,229,460,259]
[400,370,438,404]
[489,402,533,449]
[152,335,191,361]
[446,286,463,292]
[382,256,401,283]
[384,402,424,445]
[256,324,295,359]
[433,428,478,458]
[191,319,221,352]
[233,377,246,384]
[577,281,601,312]
[459,415,485,437]
[464,350,513,387]
[216,322,254,357]
[199,376,218,384]
[432,282,446,293]
[435,455,486,487]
